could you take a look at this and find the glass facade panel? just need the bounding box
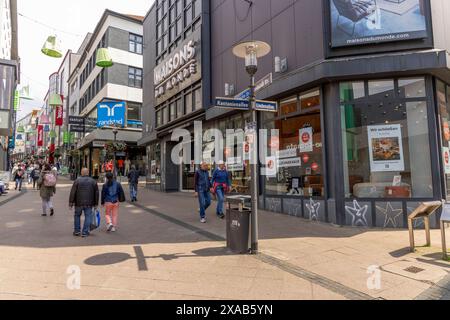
[341,79,433,199]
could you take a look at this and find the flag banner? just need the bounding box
[55,105,64,126]
[37,125,44,147]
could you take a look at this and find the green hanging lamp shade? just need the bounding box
[17,125,25,133]
[49,93,63,106]
[96,48,113,68]
[49,130,57,139]
[41,35,63,58]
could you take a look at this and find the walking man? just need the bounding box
[127,165,139,202]
[37,164,57,216]
[14,165,24,191]
[69,168,99,238]
[194,162,212,224]
[211,161,231,219]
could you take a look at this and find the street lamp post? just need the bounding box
[112,127,118,178]
[232,41,271,254]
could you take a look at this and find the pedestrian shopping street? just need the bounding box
[0,177,448,300]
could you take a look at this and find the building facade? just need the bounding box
[142,0,450,229]
[140,0,210,191]
[67,10,145,177]
[0,0,18,171]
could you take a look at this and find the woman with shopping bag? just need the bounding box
[101,172,126,233]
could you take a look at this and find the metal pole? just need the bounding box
[249,74,259,254]
[113,128,118,178]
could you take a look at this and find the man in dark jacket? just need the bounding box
[194,162,212,223]
[69,168,99,237]
[127,165,139,202]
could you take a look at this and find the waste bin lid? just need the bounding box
[225,195,252,205]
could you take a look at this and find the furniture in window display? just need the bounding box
[384,0,406,3]
[333,0,378,36]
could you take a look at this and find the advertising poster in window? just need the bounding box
[443,147,450,175]
[299,127,313,153]
[329,0,429,47]
[368,124,405,172]
[264,156,278,177]
[151,160,157,180]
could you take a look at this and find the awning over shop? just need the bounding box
[76,128,142,150]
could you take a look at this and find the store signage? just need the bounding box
[97,101,126,128]
[37,125,44,147]
[236,73,273,99]
[154,40,197,99]
[255,100,278,113]
[277,148,298,159]
[443,147,450,174]
[70,125,85,133]
[368,124,405,172]
[69,116,84,125]
[329,0,430,48]
[55,105,64,126]
[215,97,250,111]
[299,127,314,153]
[263,156,277,177]
[278,157,302,168]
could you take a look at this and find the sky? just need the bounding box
[16,0,154,120]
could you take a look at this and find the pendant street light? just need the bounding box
[41,35,63,58]
[49,93,63,107]
[96,48,114,68]
[232,40,271,254]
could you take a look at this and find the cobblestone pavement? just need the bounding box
[0,177,448,300]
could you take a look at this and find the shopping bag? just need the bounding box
[90,209,101,231]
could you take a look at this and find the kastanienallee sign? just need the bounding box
[154,40,198,100]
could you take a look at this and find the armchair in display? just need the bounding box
[333,0,378,36]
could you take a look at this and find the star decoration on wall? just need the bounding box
[345,200,369,227]
[306,198,320,221]
[376,203,403,228]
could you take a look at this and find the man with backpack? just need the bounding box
[37,164,57,217]
[69,168,99,238]
[127,165,139,202]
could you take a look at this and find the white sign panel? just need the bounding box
[278,157,302,168]
[228,163,244,172]
[264,156,277,177]
[443,147,450,174]
[276,148,298,159]
[299,127,314,153]
[368,124,405,172]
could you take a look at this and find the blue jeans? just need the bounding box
[130,183,138,200]
[216,188,225,216]
[74,207,93,235]
[15,178,22,190]
[198,190,211,219]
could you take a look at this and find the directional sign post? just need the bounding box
[215,97,250,111]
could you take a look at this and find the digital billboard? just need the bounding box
[329,0,429,48]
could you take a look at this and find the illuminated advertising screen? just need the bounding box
[329,0,429,47]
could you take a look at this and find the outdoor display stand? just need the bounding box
[225,195,252,254]
[408,201,443,252]
[440,203,450,260]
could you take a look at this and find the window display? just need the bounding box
[341,78,433,199]
[264,89,324,197]
[438,80,450,199]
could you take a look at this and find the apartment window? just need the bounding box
[176,98,183,118]
[128,67,143,88]
[193,87,201,111]
[156,110,162,127]
[129,34,143,54]
[170,102,176,121]
[185,92,193,114]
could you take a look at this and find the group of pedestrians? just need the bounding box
[195,161,231,224]
[68,166,139,238]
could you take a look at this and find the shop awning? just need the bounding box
[76,128,142,149]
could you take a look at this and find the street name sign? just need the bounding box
[236,73,273,99]
[215,97,250,111]
[255,100,278,113]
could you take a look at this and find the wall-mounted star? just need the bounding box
[345,200,369,227]
[376,203,403,228]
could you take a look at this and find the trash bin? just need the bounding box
[225,195,252,254]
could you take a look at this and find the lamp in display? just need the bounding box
[96,48,114,68]
[49,93,63,106]
[16,125,25,133]
[49,130,57,139]
[41,35,63,58]
[39,114,51,125]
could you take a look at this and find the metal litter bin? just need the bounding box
[225,195,252,254]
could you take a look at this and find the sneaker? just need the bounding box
[107,224,113,232]
[50,208,54,216]
[200,218,206,223]
[111,227,116,232]
[41,214,47,217]
[81,233,89,238]
[73,232,81,237]
[218,214,225,220]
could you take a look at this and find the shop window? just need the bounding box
[279,96,297,116]
[185,92,193,114]
[369,80,395,99]
[341,80,433,199]
[264,94,324,197]
[398,78,426,99]
[438,81,450,199]
[301,90,320,111]
[340,82,365,103]
[148,143,161,184]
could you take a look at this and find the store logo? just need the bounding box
[97,101,126,128]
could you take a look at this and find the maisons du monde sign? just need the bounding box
[154,36,201,104]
